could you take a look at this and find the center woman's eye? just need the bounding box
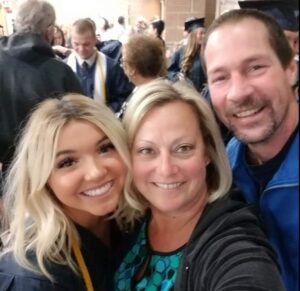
[176,144,194,153]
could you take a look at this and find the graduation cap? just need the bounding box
[238,0,298,31]
[184,18,205,33]
[151,19,165,31]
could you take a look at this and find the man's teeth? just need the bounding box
[155,182,182,189]
[83,182,112,197]
[235,107,261,117]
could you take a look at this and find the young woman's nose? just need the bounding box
[84,158,107,181]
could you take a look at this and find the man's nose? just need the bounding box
[227,74,253,103]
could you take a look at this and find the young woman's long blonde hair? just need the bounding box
[0,94,130,281]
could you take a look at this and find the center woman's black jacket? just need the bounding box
[174,195,285,290]
[118,193,285,291]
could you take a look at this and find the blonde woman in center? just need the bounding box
[114,79,284,290]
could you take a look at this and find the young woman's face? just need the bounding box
[53,29,64,46]
[195,27,205,44]
[132,101,210,217]
[48,120,126,227]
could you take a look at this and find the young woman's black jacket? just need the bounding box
[0,225,113,291]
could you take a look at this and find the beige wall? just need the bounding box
[4,0,242,46]
[164,0,205,47]
[216,0,239,16]
[49,0,129,27]
[129,0,161,25]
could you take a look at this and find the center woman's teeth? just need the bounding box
[155,182,182,189]
[83,182,112,197]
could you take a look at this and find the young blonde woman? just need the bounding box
[0,94,130,290]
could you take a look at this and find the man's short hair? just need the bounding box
[72,18,96,36]
[15,0,55,35]
[201,9,294,72]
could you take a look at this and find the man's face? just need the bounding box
[71,30,97,59]
[204,18,297,145]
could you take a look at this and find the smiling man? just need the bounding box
[202,9,298,291]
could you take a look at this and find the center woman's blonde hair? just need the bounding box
[1,94,130,280]
[118,79,232,224]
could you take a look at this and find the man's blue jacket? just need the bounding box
[227,131,299,291]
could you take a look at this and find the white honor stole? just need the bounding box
[67,51,107,104]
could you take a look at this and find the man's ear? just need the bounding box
[286,58,298,87]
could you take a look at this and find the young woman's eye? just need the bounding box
[98,142,115,154]
[57,158,76,169]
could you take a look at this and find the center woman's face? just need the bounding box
[48,120,126,227]
[132,101,210,216]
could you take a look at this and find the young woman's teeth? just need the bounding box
[156,182,182,189]
[83,182,112,197]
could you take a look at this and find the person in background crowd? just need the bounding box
[238,0,299,94]
[66,18,133,113]
[0,25,4,37]
[148,18,165,47]
[96,16,112,42]
[0,94,130,290]
[135,16,148,34]
[52,25,66,46]
[167,17,206,93]
[56,18,123,63]
[114,16,126,41]
[202,9,299,291]
[238,0,299,55]
[0,0,82,194]
[51,25,70,59]
[116,34,166,119]
[114,79,285,291]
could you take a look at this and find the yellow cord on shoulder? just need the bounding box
[97,55,107,105]
[72,238,94,291]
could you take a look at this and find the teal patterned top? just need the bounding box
[114,220,184,291]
